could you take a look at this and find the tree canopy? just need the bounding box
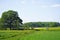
[0,10,23,30]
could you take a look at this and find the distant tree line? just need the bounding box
[23,22,60,28]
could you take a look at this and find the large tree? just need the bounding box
[1,10,23,30]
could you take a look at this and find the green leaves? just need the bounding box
[0,10,23,30]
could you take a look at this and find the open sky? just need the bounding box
[0,0,60,23]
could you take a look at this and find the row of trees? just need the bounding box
[23,22,60,28]
[0,10,23,30]
[0,10,60,30]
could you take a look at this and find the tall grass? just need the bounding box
[0,30,34,40]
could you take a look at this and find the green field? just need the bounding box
[0,30,60,40]
[34,27,60,31]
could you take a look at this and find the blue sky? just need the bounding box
[0,0,60,23]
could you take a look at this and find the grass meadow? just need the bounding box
[0,27,60,40]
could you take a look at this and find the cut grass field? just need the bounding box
[0,30,60,40]
[21,31,60,40]
[34,27,60,31]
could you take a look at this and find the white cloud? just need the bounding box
[51,4,60,7]
[40,5,48,8]
[21,0,26,4]
[21,1,25,4]
[32,0,36,4]
[40,4,60,8]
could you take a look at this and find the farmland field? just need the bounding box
[0,30,60,40]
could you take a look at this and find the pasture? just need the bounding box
[0,27,60,40]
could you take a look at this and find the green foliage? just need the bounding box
[0,10,23,30]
